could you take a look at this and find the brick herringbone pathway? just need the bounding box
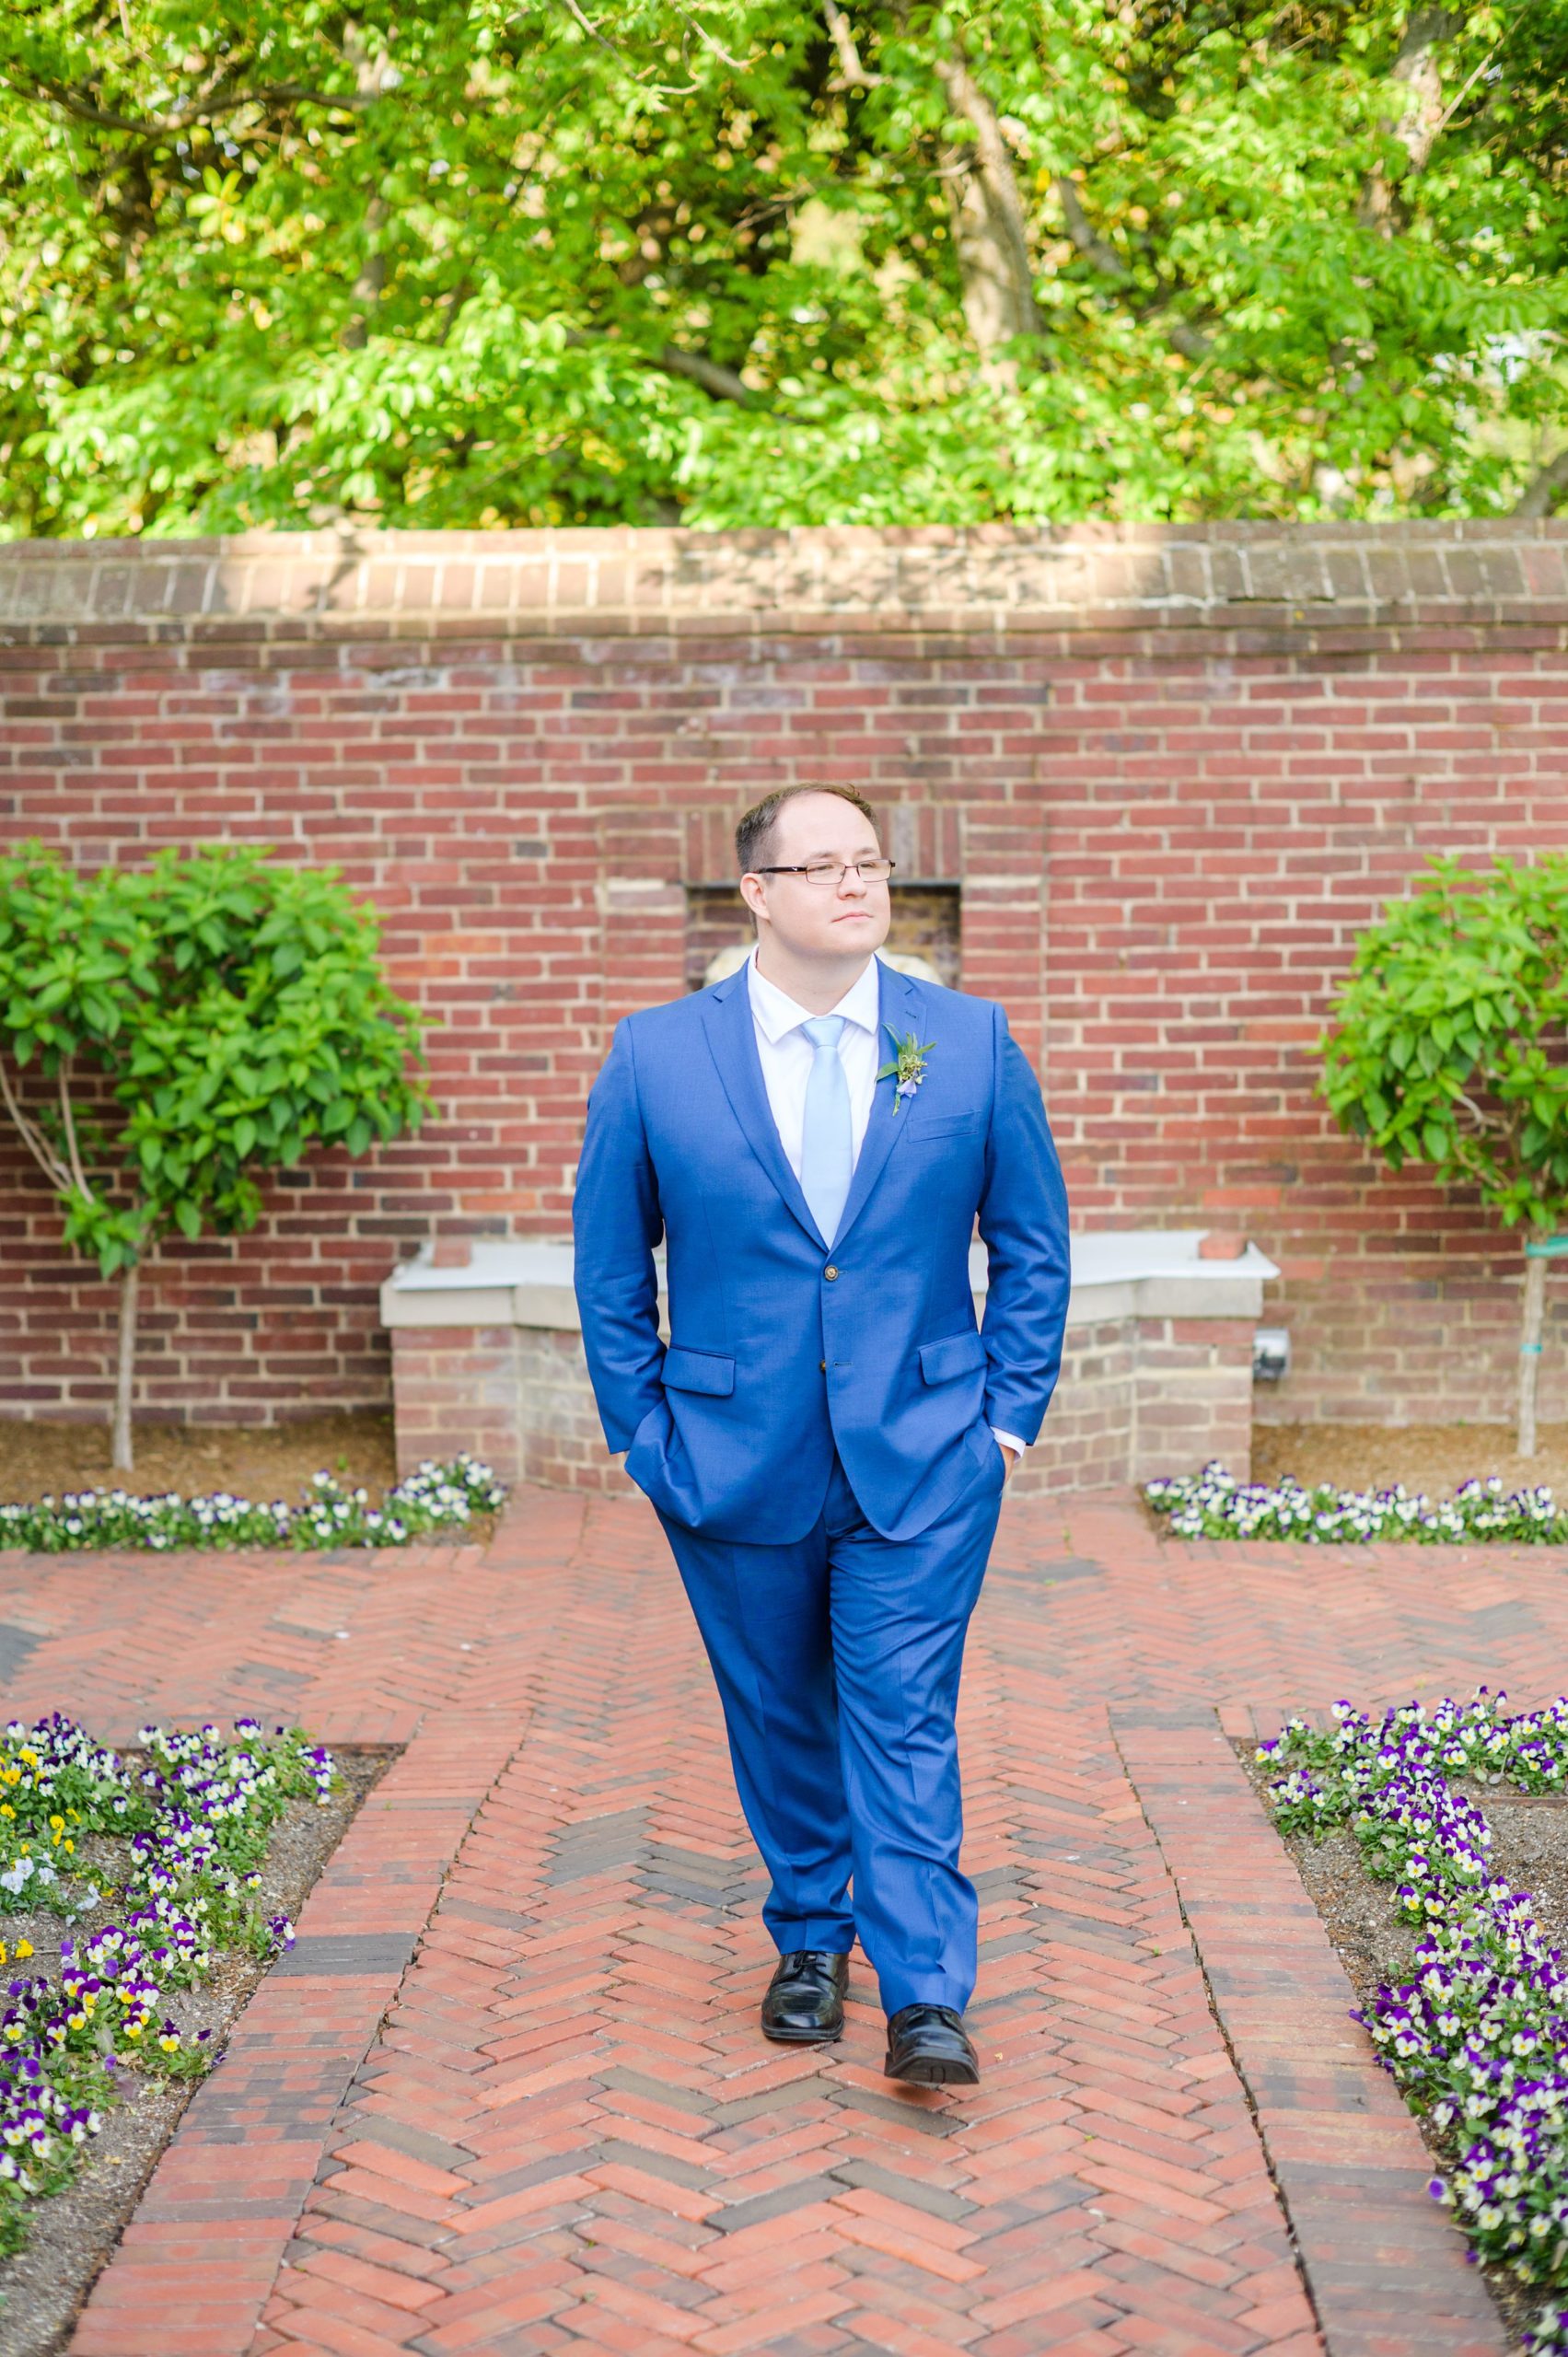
[3,1489,1562,2356]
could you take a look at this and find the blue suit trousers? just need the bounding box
[657,1439,1005,2016]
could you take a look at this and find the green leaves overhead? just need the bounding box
[2,0,1567,532]
[1318,856,1568,1235]
[0,844,433,1279]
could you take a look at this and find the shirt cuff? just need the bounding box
[991,1428,1028,1457]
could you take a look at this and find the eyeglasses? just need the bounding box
[754,859,897,888]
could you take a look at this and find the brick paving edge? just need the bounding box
[65,1707,524,2357]
[1112,1706,1510,2357]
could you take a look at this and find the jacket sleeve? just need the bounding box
[571,1017,668,1453]
[975,1004,1071,1445]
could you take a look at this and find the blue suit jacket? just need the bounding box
[572,957,1071,1543]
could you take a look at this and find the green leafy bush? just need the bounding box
[0,844,433,1472]
[1319,856,1568,1453]
[2,1,1567,533]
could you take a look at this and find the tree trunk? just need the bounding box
[112,1260,139,1474]
[1357,8,1460,230]
[935,53,1041,382]
[1518,1244,1546,1458]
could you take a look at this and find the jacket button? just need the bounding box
[819,1359,827,1372]
[824,1265,839,1281]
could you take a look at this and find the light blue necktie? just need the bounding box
[799,1015,853,1246]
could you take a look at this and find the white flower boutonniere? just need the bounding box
[877,1025,935,1112]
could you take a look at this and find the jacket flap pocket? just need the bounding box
[919,1330,987,1386]
[662,1346,735,1397]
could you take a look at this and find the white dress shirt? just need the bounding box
[745,948,1026,1462]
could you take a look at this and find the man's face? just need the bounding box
[743,793,891,961]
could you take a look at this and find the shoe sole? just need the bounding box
[884,2052,980,2086]
[761,2021,843,2044]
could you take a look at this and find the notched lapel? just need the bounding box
[699,972,827,1248]
[831,961,919,1249]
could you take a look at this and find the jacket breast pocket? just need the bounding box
[662,1346,735,1397]
[918,1330,988,1386]
[909,1113,984,1144]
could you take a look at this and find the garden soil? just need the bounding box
[1255,1420,1568,1500]
[13,1414,1568,1515]
[0,1746,391,2357]
[0,1411,399,1510]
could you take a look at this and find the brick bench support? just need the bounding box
[383,1231,1275,1496]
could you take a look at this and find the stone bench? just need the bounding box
[381,1232,1277,1496]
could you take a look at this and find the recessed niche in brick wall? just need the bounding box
[684,884,962,992]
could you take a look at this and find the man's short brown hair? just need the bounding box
[735,784,880,877]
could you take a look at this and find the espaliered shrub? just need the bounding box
[0,1712,333,2256]
[1147,1464,1568,1544]
[1262,1692,1568,2354]
[1318,856,1568,1457]
[0,1455,505,1553]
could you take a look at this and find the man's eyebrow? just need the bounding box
[791,842,883,859]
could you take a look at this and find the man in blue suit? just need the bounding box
[573,785,1069,2085]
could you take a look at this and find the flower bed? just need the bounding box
[1261,1692,1568,2354]
[1149,1462,1568,1542]
[0,1453,505,1552]
[0,1711,331,2264]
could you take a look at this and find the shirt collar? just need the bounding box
[746,946,882,1045]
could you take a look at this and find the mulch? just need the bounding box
[13,1411,1568,1518]
[0,1412,400,1509]
[1255,1418,1568,1498]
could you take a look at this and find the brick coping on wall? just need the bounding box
[4,519,1568,645]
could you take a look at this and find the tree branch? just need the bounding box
[563,326,776,410]
[1055,176,1213,362]
[654,343,765,404]
[822,1,883,87]
[1,69,395,138]
[1515,447,1568,519]
[673,7,760,72]
[1054,176,1126,280]
[1358,8,1462,232]
[550,0,699,99]
[57,1056,95,1202]
[0,1057,73,1193]
[935,53,1040,348]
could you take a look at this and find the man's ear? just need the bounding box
[738,873,768,923]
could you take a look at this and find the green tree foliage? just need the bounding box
[1318,855,1568,1452]
[0,843,432,1466]
[2,0,1566,534]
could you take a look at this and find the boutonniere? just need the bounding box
[877,1025,935,1112]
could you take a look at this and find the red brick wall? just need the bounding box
[3,522,1567,1439]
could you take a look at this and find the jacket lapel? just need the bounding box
[830,959,917,1250]
[698,956,923,1255]
[699,967,826,1248]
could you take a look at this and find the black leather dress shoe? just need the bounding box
[761,1950,850,2043]
[884,2003,980,2086]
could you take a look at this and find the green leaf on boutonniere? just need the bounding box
[877,1025,935,1111]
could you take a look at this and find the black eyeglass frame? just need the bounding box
[751,859,898,885]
